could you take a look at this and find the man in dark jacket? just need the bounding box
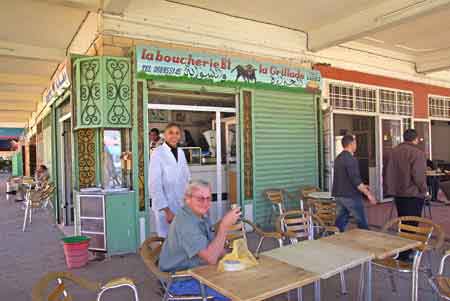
[332,135,377,232]
[385,129,427,219]
[385,129,427,260]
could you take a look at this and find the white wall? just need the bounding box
[431,121,450,162]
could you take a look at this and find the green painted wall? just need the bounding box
[11,151,23,176]
[252,90,319,226]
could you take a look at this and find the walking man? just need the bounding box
[385,129,427,219]
[332,134,377,232]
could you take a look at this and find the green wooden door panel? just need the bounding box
[76,57,102,128]
[103,57,132,128]
[252,90,318,226]
[105,192,137,255]
[75,57,132,129]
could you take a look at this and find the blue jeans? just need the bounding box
[169,278,229,301]
[335,196,369,232]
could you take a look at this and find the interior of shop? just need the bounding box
[431,120,450,167]
[333,114,376,187]
[147,90,238,221]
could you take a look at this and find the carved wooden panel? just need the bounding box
[77,129,96,188]
[243,91,253,199]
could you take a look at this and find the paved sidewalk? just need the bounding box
[0,174,446,300]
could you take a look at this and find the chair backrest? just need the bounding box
[32,271,100,301]
[276,210,324,244]
[139,236,170,283]
[300,186,320,208]
[382,216,445,252]
[311,201,337,227]
[225,220,248,245]
[264,189,286,215]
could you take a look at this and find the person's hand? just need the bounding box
[219,208,241,232]
[163,208,175,224]
[366,192,377,205]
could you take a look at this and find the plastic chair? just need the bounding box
[140,236,214,301]
[429,249,450,300]
[32,271,139,301]
[372,216,445,301]
[276,210,347,295]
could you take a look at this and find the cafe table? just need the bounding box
[188,255,320,301]
[264,238,372,301]
[321,229,422,300]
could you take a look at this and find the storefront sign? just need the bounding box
[136,46,321,91]
[43,64,70,104]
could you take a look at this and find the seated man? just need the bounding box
[159,180,240,300]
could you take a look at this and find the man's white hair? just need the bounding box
[185,180,211,197]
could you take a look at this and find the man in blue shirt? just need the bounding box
[159,180,240,300]
[332,135,377,232]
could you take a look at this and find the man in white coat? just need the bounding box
[149,123,191,237]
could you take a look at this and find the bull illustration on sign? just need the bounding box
[231,64,256,83]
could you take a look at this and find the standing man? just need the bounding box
[149,123,191,237]
[385,129,427,223]
[149,128,163,150]
[332,134,377,232]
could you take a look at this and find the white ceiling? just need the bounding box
[0,0,93,127]
[164,0,389,31]
[358,8,450,54]
[171,0,450,73]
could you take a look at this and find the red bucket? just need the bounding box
[62,236,90,269]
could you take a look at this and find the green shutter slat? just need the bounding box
[252,90,318,226]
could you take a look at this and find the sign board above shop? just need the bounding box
[135,46,321,92]
[42,62,70,104]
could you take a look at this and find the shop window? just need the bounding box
[355,87,377,112]
[429,95,450,118]
[329,83,376,113]
[102,129,132,190]
[379,89,413,116]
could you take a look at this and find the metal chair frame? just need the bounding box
[373,216,445,301]
[32,271,139,301]
[264,188,305,229]
[428,250,450,300]
[140,236,214,301]
[22,183,55,232]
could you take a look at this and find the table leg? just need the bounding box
[366,261,372,301]
[358,263,365,301]
[314,280,321,301]
[199,282,207,301]
[297,287,303,301]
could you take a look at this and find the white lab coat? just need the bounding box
[149,143,191,237]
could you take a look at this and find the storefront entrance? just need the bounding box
[58,116,73,226]
[148,90,239,223]
[325,112,409,201]
[431,120,450,165]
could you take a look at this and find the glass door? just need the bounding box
[414,120,431,159]
[378,117,403,201]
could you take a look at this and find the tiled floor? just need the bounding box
[0,174,447,300]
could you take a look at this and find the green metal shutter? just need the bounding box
[252,90,318,226]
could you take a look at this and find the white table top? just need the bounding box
[263,239,372,279]
[308,191,334,201]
